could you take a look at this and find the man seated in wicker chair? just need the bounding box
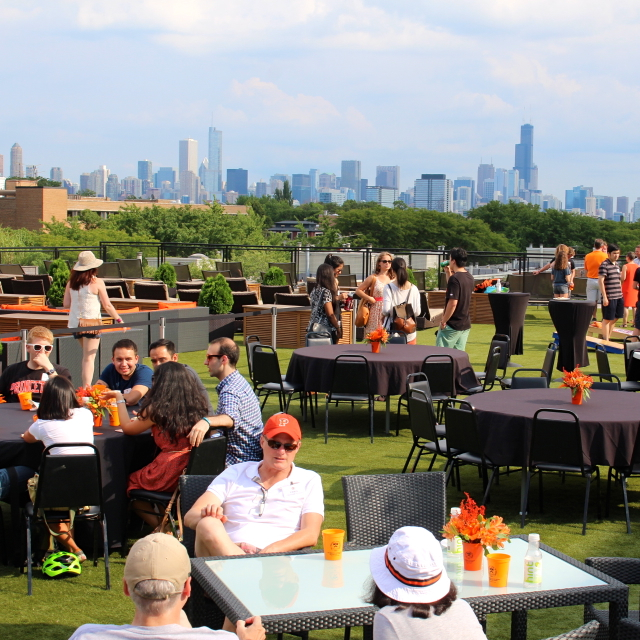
[185,413,324,556]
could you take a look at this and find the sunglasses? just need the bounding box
[205,353,224,363]
[265,438,299,452]
[380,260,392,264]
[28,344,53,353]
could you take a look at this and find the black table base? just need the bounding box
[548,299,596,371]
[488,292,530,356]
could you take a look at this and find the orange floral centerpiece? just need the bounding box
[560,366,593,405]
[442,493,511,571]
[364,326,389,353]
[0,394,7,403]
[76,384,110,426]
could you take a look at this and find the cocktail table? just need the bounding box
[189,536,627,639]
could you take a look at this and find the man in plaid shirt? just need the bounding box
[188,338,263,466]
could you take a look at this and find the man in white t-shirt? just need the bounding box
[185,413,324,556]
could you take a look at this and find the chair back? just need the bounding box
[305,331,332,347]
[541,342,558,381]
[245,335,261,379]
[251,345,283,386]
[179,475,217,557]
[530,409,586,472]
[337,274,357,288]
[177,289,200,302]
[486,334,510,373]
[202,270,231,279]
[176,281,204,290]
[103,279,129,298]
[589,373,621,390]
[186,434,227,475]
[510,368,550,389]
[274,293,310,307]
[306,278,316,297]
[408,387,440,443]
[260,284,291,305]
[117,259,144,279]
[225,277,249,292]
[340,264,351,276]
[231,291,258,315]
[329,354,371,397]
[216,262,243,278]
[412,270,428,291]
[388,332,408,344]
[34,444,102,511]
[173,264,191,281]
[341,472,446,545]
[134,282,169,301]
[624,336,640,380]
[11,279,45,296]
[421,355,455,397]
[444,400,485,460]
[482,346,501,390]
[24,274,52,295]
[594,344,612,376]
[0,264,25,275]
[544,621,600,640]
[105,286,125,299]
[97,262,123,278]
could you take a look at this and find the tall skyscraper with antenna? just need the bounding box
[10,143,23,178]
[514,124,538,190]
[208,127,222,193]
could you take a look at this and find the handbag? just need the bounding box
[391,286,417,335]
[355,276,376,328]
[78,317,102,336]
[308,322,335,336]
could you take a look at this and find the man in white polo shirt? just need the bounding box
[185,413,323,556]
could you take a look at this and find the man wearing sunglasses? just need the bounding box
[185,413,323,557]
[0,326,71,403]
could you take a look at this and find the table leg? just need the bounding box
[510,609,527,640]
[609,597,628,640]
[385,396,390,435]
[363,624,373,640]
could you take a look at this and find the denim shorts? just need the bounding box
[553,284,569,295]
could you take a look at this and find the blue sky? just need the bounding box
[2,0,640,202]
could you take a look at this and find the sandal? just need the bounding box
[375,396,386,402]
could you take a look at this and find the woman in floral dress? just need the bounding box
[356,252,395,334]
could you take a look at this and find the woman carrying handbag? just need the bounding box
[382,257,420,345]
[356,252,394,334]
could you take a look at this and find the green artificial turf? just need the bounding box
[2,307,639,640]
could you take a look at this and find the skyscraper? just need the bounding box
[10,143,23,178]
[309,169,318,202]
[366,186,398,208]
[79,174,90,193]
[138,160,153,182]
[376,166,400,190]
[453,177,476,209]
[476,163,494,198]
[122,176,142,198]
[318,173,336,189]
[208,127,222,193]
[0,155,4,176]
[617,197,629,216]
[514,124,537,191]
[106,174,120,200]
[179,139,198,174]
[565,185,593,212]
[50,167,63,182]
[155,167,176,188]
[595,195,614,219]
[89,165,109,197]
[506,169,520,201]
[341,160,362,200]
[292,174,311,203]
[226,169,248,195]
[255,181,267,197]
[413,174,453,212]
[26,165,38,178]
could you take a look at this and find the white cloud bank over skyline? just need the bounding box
[1,0,640,200]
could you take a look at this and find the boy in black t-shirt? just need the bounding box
[436,248,475,350]
[0,326,71,402]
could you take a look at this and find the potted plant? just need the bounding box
[561,366,593,405]
[47,258,70,307]
[155,263,178,297]
[263,266,287,286]
[199,275,235,339]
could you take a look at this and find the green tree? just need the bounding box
[47,258,70,307]
[36,177,62,187]
[155,263,177,287]
[262,266,287,285]
[198,275,233,314]
[77,209,104,230]
[78,189,96,197]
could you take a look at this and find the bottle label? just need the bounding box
[524,559,542,584]
[449,536,463,554]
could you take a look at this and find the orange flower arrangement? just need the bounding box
[560,366,593,400]
[442,493,510,554]
[76,384,110,419]
[364,326,389,344]
[0,394,7,404]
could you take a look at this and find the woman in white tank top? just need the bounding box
[64,251,122,386]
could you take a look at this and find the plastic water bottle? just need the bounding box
[496,279,502,292]
[448,507,463,555]
[523,533,542,586]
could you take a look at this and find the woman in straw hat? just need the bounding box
[64,251,123,386]
[367,527,486,639]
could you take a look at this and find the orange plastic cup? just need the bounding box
[321,560,344,588]
[322,529,345,561]
[18,392,32,410]
[487,553,511,587]
[108,403,120,427]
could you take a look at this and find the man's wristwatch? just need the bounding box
[47,368,56,375]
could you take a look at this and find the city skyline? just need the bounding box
[1,2,639,201]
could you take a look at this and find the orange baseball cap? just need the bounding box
[263,413,302,441]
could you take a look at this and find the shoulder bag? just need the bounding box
[355,276,376,328]
[392,286,417,335]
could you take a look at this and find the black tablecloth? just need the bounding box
[466,388,640,466]
[488,292,530,356]
[286,344,479,396]
[548,299,596,371]
[0,404,155,547]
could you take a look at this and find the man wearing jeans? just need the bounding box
[584,239,608,322]
[436,248,474,351]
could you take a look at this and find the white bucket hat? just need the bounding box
[369,526,451,604]
[73,251,103,271]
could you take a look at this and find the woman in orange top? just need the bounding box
[621,252,639,326]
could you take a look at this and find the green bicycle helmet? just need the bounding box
[42,551,82,578]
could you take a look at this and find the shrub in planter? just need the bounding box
[199,275,233,314]
[263,266,287,286]
[406,268,418,287]
[47,258,70,307]
[155,263,177,287]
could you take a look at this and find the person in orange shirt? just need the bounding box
[584,238,608,322]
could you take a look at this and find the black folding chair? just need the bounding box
[622,337,640,391]
[521,408,600,534]
[325,355,374,443]
[589,373,622,391]
[501,342,556,389]
[461,346,501,395]
[179,475,217,558]
[245,334,261,381]
[508,368,550,389]
[477,334,510,382]
[606,424,640,534]
[24,443,109,595]
[594,344,638,392]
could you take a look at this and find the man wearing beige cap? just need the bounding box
[69,533,265,640]
[185,413,324,557]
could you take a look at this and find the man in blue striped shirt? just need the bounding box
[188,338,263,466]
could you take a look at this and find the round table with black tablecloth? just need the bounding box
[0,404,156,548]
[488,292,530,356]
[466,388,640,467]
[285,343,479,396]
[548,299,596,371]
